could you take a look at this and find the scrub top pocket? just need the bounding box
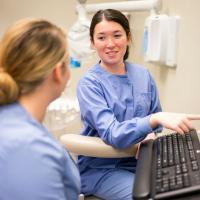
[134,92,151,116]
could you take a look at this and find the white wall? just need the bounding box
[0,0,76,33]
[130,0,200,130]
[1,0,200,130]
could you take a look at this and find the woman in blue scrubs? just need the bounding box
[0,19,80,200]
[77,9,200,200]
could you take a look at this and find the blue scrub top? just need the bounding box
[0,102,80,200]
[77,62,162,173]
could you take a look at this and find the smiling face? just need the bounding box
[92,19,130,70]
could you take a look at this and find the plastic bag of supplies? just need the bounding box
[67,3,94,68]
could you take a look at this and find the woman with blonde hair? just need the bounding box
[0,18,80,200]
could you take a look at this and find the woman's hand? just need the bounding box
[150,112,200,134]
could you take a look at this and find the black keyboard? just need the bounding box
[133,130,200,200]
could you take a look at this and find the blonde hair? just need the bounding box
[0,18,67,105]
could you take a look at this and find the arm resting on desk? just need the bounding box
[60,134,138,158]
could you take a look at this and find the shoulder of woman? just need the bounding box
[78,66,103,85]
[126,61,147,69]
[126,61,149,75]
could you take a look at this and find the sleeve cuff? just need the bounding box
[137,115,153,136]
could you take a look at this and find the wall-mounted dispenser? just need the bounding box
[143,14,180,67]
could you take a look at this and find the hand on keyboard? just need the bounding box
[150,112,200,134]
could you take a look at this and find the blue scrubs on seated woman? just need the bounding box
[0,103,80,200]
[77,62,161,200]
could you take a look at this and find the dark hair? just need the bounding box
[90,9,131,60]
